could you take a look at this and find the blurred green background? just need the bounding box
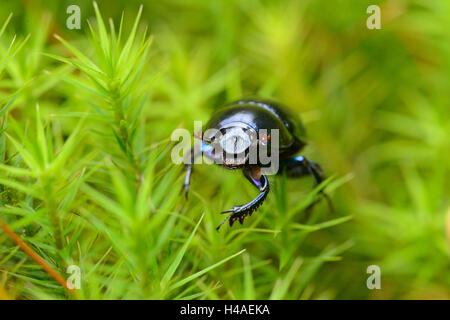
[0,0,449,299]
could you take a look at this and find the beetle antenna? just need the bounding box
[193,131,204,141]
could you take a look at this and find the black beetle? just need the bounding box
[183,99,331,230]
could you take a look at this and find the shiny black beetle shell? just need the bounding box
[204,99,307,160]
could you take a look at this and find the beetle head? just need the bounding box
[201,122,260,169]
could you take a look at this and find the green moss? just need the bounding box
[0,0,448,300]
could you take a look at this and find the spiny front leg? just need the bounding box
[216,167,270,230]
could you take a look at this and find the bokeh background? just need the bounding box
[0,0,449,299]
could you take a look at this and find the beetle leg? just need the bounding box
[279,155,333,213]
[183,141,215,198]
[216,167,270,230]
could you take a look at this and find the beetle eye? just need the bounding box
[221,127,251,154]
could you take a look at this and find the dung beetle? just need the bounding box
[183,99,331,230]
